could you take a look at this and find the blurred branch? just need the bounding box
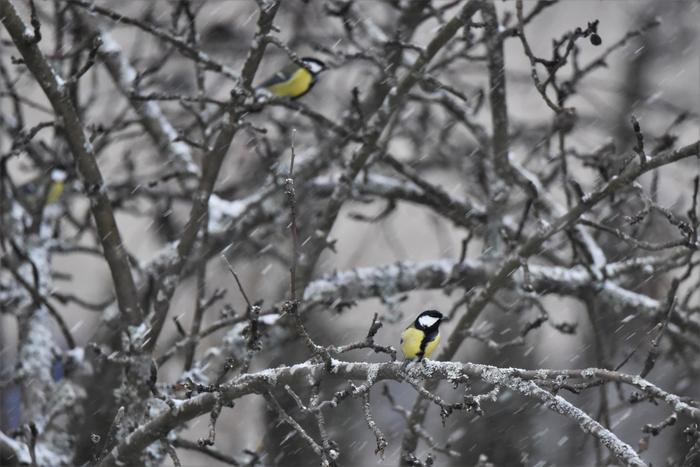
[1,0,143,324]
[72,16,198,174]
[144,0,281,352]
[296,0,482,293]
[64,0,240,80]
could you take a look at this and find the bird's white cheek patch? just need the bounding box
[305,62,323,74]
[51,169,67,182]
[418,316,439,328]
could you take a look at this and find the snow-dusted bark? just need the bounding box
[96,360,692,467]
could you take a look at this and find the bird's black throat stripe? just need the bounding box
[417,329,438,361]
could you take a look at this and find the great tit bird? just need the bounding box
[13,167,68,233]
[255,57,327,99]
[45,167,67,205]
[400,310,444,361]
[18,167,67,208]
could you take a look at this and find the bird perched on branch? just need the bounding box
[401,310,444,361]
[255,57,327,99]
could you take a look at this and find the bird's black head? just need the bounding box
[300,57,327,76]
[414,310,443,331]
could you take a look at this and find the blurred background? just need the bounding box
[1,0,698,465]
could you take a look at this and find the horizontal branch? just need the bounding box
[302,257,697,334]
[95,360,692,466]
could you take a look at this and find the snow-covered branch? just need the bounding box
[98,360,693,467]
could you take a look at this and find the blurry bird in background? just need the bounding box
[17,166,68,210]
[10,166,69,233]
[44,167,67,205]
[255,57,327,99]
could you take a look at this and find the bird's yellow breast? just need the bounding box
[267,68,314,98]
[45,181,64,205]
[401,326,441,360]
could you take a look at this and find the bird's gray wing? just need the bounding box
[257,63,300,88]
